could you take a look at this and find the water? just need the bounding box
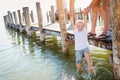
[0,26,113,80]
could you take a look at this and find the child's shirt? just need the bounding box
[74,28,89,50]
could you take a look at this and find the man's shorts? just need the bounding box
[95,0,110,7]
[75,47,89,65]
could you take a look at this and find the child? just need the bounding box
[69,12,94,74]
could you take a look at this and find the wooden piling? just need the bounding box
[49,11,52,23]
[56,0,69,54]
[23,7,31,36]
[36,2,45,42]
[30,11,34,23]
[17,10,22,25]
[17,10,23,32]
[64,9,69,24]
[7,11,12,24]
[3,16,8,27]
[13,12,18,26]
[22,12,25,24]
[10,13,14,24]
[51,5,55,23]
[46,12,49,22]
[111,0,120,79]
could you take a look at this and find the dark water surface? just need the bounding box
[0,26,113,80]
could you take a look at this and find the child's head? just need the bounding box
[75,20,85,31]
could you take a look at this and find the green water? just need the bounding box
[0,26,113,80]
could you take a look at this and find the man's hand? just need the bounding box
[83,7,89,16]
[68,11,74,18]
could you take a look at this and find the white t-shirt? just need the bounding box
[74,28,89,50]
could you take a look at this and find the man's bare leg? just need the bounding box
[89,7,98,34]
[103,7,110,33]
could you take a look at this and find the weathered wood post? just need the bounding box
[23,7,32,36]
[36,2,45,42]
[10,13,14,24]
[3,16,8,27]
[30,11,34,23]
[22,12,25,24]
[17,10,23,32]
[63,0,69,24]
[111,0,120,79]
[64,9,69,24]
[7,11,12,26]
[56,0,69,54]
[13,12,18,27]
[51,5,55,23]
[49,11,52,23]
[46,12,49,22]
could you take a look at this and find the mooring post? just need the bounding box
[46,12,49,22]
[23,7,32,36]
[6,15,9,24]
[13,12,18,27]
[3,16,7,27]
[10,13,14,24]
[49,11,52,23]
[36,2,45,42]
[10,13,15,28]
[30,11,34,23]
[64,9,69,24]
[56,0,69,54]
[51,5,55,23]
[22,12,25,24]
[111,0,120,79]
[17,10,23,32]
[63,0,69,24]
[7,11,12,26]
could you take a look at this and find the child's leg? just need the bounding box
[76,63,82,74]
[75,50,84,74]
[83,48,93,72]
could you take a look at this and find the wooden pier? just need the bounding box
[3,2,112,53]
[3,0,120,79]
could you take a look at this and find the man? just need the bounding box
[83,0,110,39]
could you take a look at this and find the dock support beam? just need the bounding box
[64,9,69,24]
[23,7,32,36]
[56,0,69,54]
[51,5,55,23]
[10,13,14,24]
[30,11,34,23]
[36,2,45,42]
[46,12,49,23]
[17,10,23,32]
[7,11,12,26]
[13,12,18,28]
[3,16,7,27]
[111,0,120,79]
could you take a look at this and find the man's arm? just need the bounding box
[83,0,98,15]
[88,0,98,9]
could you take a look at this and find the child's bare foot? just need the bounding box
[89,67,94,73]
[77,69,82,74]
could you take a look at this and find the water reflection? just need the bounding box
[0,27,113,80]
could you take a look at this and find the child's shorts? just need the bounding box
[75,47,89,65]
